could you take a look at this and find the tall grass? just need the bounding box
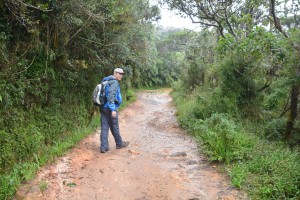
[193,113,255,164]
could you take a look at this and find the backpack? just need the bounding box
[92,80,110,106]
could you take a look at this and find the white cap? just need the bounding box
[114,68,125,74]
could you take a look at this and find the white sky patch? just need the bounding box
[150,0,201,30]
[158,7,200,30]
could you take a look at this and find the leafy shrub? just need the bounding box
[124,89,137,105]
[0,116,99,199]
[171,83,197,131]
[13,125,44,162]
[0,167,21,200]
[229,142,300,199]
[191,87,239,120]
[19,162,40,181]
[228,162,249,188]
[264,118,286,140]
[0,130,16,172]
[173,78,300,199]
[193,113,255,163]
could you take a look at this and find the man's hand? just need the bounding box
[112,111,117,118]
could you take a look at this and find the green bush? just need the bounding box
[0,125,43,172]
[171,83,197,131]
[0,130,16,171]
[193,113,255,163]
[191,87,239,120]
[173,81,300,199]
[263,118,286,140]
[0,167,21,200]
[0,115,100,199]
[228,162,249,188]
[229,142,300,199]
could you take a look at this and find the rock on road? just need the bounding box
[16,90,247,200]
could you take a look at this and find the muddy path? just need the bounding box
[16,90,247,200]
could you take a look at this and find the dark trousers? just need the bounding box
[100,108,122,150]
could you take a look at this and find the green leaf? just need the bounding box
[66,182,77,187]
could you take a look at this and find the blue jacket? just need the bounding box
[101,75,122,111]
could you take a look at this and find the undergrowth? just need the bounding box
[171,81,300,200]
[0,116,99,200]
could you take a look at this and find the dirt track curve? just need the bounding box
[16,89,247,200]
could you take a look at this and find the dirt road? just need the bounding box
[16,90,246,200]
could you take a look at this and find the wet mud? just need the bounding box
[15,90,247,200]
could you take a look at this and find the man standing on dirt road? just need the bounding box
[99,68,129,153]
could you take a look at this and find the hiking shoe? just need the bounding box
[100,148,109,153]
[116,141,129,149]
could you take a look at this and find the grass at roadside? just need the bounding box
[171,84,300,200]
[0,116,99,200]
[120,88,137,109]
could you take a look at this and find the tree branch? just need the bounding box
[64,16,92,46]
[0,49,9,63]
[224,5,237,38]
[12,56,36,76]
[257,82,270,92]
[16,0,53,12]
[270,0,289,38]
[279,92,291,118]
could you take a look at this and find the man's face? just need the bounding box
[115,72,124,81]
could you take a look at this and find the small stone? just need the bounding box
[170,152,187,157]
[187,160,198,165]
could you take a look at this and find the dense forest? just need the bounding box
[1,0,300,199]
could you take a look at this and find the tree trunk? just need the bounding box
[284,63,300,140]
[284,84,300,140]
[269,0,300,140]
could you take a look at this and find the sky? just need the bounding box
[151,1,200,30]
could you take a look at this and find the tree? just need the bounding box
[163,0,300,141]
[163,0,270,38]
[269,0,300,140]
